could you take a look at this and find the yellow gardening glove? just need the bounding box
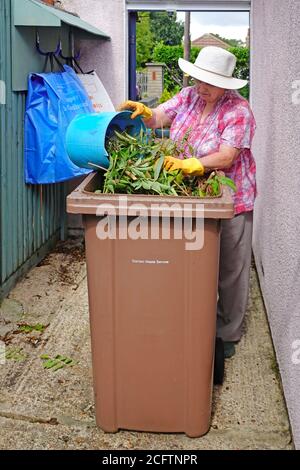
[164,156,205,176]
[118,100,153,120]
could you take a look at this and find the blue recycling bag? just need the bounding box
[25,65,94,184]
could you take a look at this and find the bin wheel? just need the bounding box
[214,337,225,385]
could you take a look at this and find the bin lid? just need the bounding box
[67,172,234,219]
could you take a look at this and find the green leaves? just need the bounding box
[5,347,27,362]
[209,178,220,196]
[154,153,165,181]
[136,12,154,68]
[95,129,237,199]
[18,323,47,333]
[41,354,78,372]
[217,176,237,192]
[136,12,184,68]
[152,43,249,100]
[194,174,237,198]
[149,12,184,47]
[141,181,152,191]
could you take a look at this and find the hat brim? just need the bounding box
[178,58,248,90]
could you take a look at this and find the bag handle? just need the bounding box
[59,50,83,73]
[42,53,65,73]
[59,50,94,75]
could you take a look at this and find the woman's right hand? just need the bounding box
[118,100,153,120]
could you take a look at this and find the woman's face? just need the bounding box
[193,79,226,104]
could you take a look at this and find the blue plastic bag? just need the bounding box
[25,65,94,184]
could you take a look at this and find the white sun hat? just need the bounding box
[178,46,248,90]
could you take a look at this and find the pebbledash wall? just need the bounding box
[61,0,126,107]
[60,0,127,233]
[251,0,300,449]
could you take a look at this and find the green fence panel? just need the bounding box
[0,0,65,300]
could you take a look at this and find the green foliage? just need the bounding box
[228,47,250,80]
[217,175,237,192]
[159,87,180,104]
[228,47,250,99]
[41,354,78,372]
[136,12,184,67]
[190,47,201,62]
[95,130,237,199]
[149,12,184,46]
[18,323,47,333]
[153,43,250,100]
[136,12,154,68]
[238,84,249,100]
[153,43,183,64]
[136,11,249,98]
[153,44,202,94]
[152,43,183,91]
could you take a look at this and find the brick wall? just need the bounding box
[192,34,229,50]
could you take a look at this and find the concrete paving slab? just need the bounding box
[0,239,293,450]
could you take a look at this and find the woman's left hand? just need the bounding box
[164,156,205,176]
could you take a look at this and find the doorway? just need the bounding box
[126,0,251,102]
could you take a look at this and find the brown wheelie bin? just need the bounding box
[67,172,234,437]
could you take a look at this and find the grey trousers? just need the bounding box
[216,211,253,342]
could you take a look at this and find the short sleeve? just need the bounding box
[220,104,256,149]
[158,87,192,121]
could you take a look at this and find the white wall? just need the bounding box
[61,0,127,107]
[251,0,300,449]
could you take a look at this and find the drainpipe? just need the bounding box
[128,11,137,100]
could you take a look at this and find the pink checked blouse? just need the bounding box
[159,86,256,215]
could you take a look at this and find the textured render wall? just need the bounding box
[61,0,126,107]
[61,0,126,229]
[251,0,300,449]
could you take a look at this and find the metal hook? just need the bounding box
[36,31,61,56]
[59,49,81,61]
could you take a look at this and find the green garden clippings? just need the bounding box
[18,323,48,334]
[41,354,78,372]
[95,130,237,198]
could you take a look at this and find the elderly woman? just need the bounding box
[119,46,256,358]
